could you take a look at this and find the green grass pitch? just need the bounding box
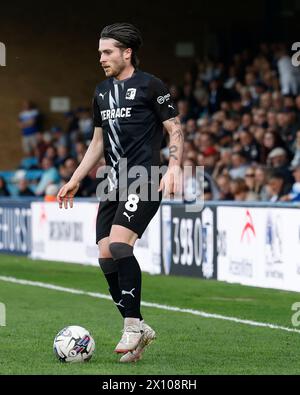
[0,254,300,375]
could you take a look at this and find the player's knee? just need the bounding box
[98,258,118,274]
[98,239,112,259]
[109,242,133,261]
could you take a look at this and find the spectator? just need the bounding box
[254,165,269,200]
[266,171,291,202]
[183,158,197,202]
[208,78,226,114]
[75,141,87,163]
[177,100,191,123]
[0,177,10,196]
[280,164,300,202]
[277,109,299,149]
[267,147,294,186]
[18,178,34,196]
[276,46,300,96]
[56,144,70,167]
[239,130,261,162]
[229,178,252,201]
[18,100,40,155]
[35,157,60,196]
[229,151,249,179]
[216,174,234,200]
[260,131,288,163]
[291,130,300,168]
[202,147,219,175]
[78,108,93,141]
[44,184,60,202]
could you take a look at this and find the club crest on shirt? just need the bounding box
[125,88,136,100]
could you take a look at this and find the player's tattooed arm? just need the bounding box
[163,116,184,166]
[159,116,184,196]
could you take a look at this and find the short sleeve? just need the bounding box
[92,92,102,128]
[147,77,178,122]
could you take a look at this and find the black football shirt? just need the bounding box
[93,70,178,190]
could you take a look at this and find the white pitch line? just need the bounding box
[0,275,299,335]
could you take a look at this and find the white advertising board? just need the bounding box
[217,206,300,292]
[31,202,160,273]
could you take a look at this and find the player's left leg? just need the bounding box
[108,225,143,353]
[110,181,162,356]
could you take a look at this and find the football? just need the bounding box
[53,325,95,363]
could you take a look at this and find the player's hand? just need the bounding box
[158,165,183,199]
[57,180,80,209]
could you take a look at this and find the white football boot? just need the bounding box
[114,318,142,354]
[119,321,156,362]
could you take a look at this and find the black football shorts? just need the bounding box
[96,180,162,243]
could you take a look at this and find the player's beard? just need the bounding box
[104,59,126,78]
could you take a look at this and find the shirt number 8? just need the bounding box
[125,194,140,212]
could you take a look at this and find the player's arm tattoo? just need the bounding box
[167,117,184,141]
[163,116,184,165]
[169,145,178,160]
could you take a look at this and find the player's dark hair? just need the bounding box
[100,23,143,68]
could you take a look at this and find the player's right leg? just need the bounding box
[98,237,126,318]
[96,199,126,318]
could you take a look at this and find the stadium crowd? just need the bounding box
[1,42,300,202]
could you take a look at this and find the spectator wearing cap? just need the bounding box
[267,147,294,186]
[280,164,300,202]
[266,171,291,202]
[229,151,249,179]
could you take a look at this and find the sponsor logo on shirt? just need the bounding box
[157,93,170,104]
[125,88,137,100]
[101,107,132,120]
